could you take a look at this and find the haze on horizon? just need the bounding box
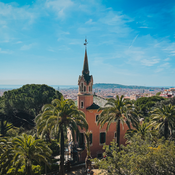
[0,0,175,87]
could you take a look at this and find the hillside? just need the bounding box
[93,83,160,89]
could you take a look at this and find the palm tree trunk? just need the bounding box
[116,119,120,148]
[164,119,168,140]
[26,160,33,175]
[59,128,65,175]
[85,133,91,169]
[47,131,51,143]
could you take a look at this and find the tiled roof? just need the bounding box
[93,95,108,108]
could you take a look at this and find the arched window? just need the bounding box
[81,83,83,92]
[89,86,91,92]
[84,86,86,92]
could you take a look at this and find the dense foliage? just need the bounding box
[93,135,175,175]
[0,134,52,175]
[155,96,175,107]
[0,84,62,136]
[1,82,175,175]
[134,96,165,118]
[94,95,175,175]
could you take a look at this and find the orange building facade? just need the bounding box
[76,41,129,162]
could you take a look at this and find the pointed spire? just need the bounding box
[82,39,89,75]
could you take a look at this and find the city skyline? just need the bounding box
[0,0,175,86]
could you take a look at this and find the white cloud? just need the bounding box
[163,42,175,56]
[98,11,133,36]
[0,48,11,54]
[164,58,170,61]
[123,34,175,73]
[100,11,132,26]
[139,26,149,28]
[0,2,36,23]
[16,41,22,44]
[85,19,96,25]
[47,47,55,52]
[141,58,160,66]
[155,62,170,73]
[45,0,74,18]
[20,44,33,50]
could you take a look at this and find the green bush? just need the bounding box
[93,135,175,175]
[49,140,60,156]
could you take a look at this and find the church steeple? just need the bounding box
[77,39,93,109]
[82,39,89,75]
[80,39,92,85]
[82,49,89,75]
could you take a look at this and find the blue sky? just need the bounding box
[0,0,175,86]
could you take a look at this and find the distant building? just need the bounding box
[160,88,175,98]
[130,94,140,100]
[140,89,144,94]
[94,88,98,93]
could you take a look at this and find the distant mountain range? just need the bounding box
[93,83,164,89]
[0,84,169,90]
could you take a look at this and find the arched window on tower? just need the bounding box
[84,86,86,92]
[81,83,83,92]
[89,86,91,92]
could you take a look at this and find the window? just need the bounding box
[97,153,103,159]
[79,133,84,145]
[100,132,106,144]
[114,132,117,138]
[84,86,86,92]
[81,83,83,92]
[81,101,84,108]
[90,133,92,145]
[89,86,91,92]
[79,133,85,149]
[96,115,99,122]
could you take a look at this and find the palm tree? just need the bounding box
[97,95,132,148]
[150,104,175,139]
[124,102,141,130]
[126,121,151,140]
[36,97,88,175]
[0,134,52,175]
[35,112,52,142]
[0,137,14,175]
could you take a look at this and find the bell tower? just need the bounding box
[78,39,93,111]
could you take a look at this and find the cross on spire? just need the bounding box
[84,38,88,48]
